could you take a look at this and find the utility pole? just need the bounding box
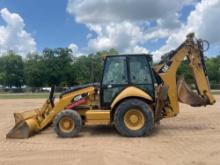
[91,56,94,83]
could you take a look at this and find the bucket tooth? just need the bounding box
[177,78,207,107]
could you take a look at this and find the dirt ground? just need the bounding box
[0,96,220,165]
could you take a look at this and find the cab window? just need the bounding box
[128,56,154,96]
[103,57,128,85]
[129,56,152,84]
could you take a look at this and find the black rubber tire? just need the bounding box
[53,110,82,138]
[114,99,154,137]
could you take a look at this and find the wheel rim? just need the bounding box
[124,109,145,131]
[59,117,75,133]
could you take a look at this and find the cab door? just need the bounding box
[128,56,154,97]
[100,56,128,108]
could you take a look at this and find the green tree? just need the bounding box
[24,53,46,87]
[177,60,194,83]
[206,55,220,84]
[42,48,75,86]
[72,49,118,84]
[72,56,92,84]
[0,51,24,87]
[176,55,220,86]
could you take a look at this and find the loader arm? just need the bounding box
[6,85,97,138]
[154,33,215,118]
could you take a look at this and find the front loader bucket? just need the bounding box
[177,78,208,107]
[6,120,34,139]
[7,88,55,139]
[6,110,40,139]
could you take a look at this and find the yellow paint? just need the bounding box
[58,117,75,133]
[39,86,96,128]
[111,86,152,109]
[155,34,215,118]
[124,109,145,130]
[78,109,110,125]
[85,120,110,125]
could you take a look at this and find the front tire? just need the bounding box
[114,99,154,137]
[53,110,82,138]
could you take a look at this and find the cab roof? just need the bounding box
[106,54,153,61]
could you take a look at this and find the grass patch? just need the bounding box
[211,90,220,95]
[0,93,60,99]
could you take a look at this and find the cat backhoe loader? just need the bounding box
[6,33,215,138]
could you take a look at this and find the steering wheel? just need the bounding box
[49,86,55,107]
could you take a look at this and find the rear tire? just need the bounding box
[53,110,82,138]
[114,99,154,137]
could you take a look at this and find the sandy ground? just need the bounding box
[0,96,220,165]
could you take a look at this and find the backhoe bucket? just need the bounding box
[177,78,207,107]
[6,110,40,139]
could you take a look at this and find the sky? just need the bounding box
[0,0,220,61]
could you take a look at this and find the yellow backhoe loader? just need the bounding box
[6,33,216,138]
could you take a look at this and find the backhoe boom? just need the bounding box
[154,33,215,118]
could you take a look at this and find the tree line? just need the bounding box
[0,48,118,88]
[0,48,219,88]
[177,55,220,85]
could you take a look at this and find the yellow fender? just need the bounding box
[111,86,152,109]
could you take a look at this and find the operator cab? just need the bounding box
[100,54,155,108]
